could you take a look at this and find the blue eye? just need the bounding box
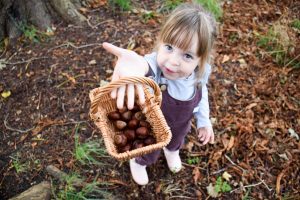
[184,54,193,60]
[165,44,173,51]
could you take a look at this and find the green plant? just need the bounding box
[141,11,155,23]
[56,173,113,200]
[195,0,223,20]
[159,0,184,13]
[214,176,232,193]
[108,0,131,11]
[187,156,200,165]
[10,155,27,173]
[256,24,299,68]
[291,19,300,30]
[74,135,108,165]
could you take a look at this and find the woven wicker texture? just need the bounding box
[89,77,172,161]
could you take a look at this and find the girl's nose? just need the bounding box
[169,53,180,66]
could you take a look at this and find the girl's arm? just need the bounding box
[193,84,215,145]
[102,42,149,109]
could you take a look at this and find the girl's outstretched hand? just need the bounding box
[102,42,149,110]
[197,126,215,145]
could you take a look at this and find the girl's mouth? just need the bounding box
[165,67,175,73]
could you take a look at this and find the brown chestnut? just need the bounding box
[133,140,144,149]
[114,134,127,147]
[134,111,145,121]
[139,120,151,128]
[107,111,121,120]
[144,136,156,145]
[118,107,128,114]
[114,120,127,130]
[136,127,149,139]
[131,104,140,112]
[124,129,136,141]
[128,119,139,129]
[121,111,133,121]
[119,144,131,153]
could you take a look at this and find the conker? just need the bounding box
[139,120,151,128]
[107,111,121,120]
[114,134,127,147]
[136,127,149,139]
[124,129,136,141]
[121,110,133,121]
[134,111,145,121]
[131,104,140,112]
[114,120,127,130]
[133,140,144,149]
[144,136,156,145]
[119,144,131,153]
[128,119,139,129]
[118,107,127,114]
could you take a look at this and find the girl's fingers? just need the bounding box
[117,86,126,109]
[136,84,145,105]
[111,89,117,99]
[110,72,119,99]
[209,131,215,144]
[203,134,210,145]
[102,42,122,57]
[127,84,135,110]
[199,131,207,142]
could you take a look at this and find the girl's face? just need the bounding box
[156,35,200,80]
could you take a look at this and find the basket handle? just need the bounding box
[90,76,162,114]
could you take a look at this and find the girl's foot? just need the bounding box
[129,159,149,185]
[163,148,182,173]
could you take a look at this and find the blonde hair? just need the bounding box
[157,2,217,79]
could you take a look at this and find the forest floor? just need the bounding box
[0,0,299,199]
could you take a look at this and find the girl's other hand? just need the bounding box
[102,42,149,110]
[197,126,214,145]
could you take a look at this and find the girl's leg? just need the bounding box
[164,126,190,172]
[130,150,161,185]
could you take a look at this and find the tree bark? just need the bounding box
[9,181,51,200]
[0,0,86,42]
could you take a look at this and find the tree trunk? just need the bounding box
[0,0,86,42]
[9,181,51,200]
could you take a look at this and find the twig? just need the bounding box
[284,53,300,67]
[169,196,196,199]
[211,167,227,175]
[182,163,206,170]
[47,42,102,52]
[230,181,263,193]
[2,56,49,65]
[258,177,273,192]
[55,74,85,88]
[224,154,246,173]
[87,17,114,29]
[4,114,35,133]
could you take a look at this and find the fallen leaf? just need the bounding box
[207,183,219,198]
[1,91,11,98]
[108,178,128,186]
[89,60,97,65]
[185,141,194,152]
[193,167,201,183]
[227,136,235,151]
[222,55,230,63]
[288,128,299,140]
[222,171,232,181]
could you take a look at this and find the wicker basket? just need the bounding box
[89,76,172,161]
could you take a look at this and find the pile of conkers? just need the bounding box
[107,104,156,153]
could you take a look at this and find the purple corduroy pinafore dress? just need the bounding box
[135,83,202,166]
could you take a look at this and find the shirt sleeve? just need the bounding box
[193,63,212,128]
[144,52,158,78]
[193,85,212,128]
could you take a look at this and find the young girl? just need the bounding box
[102,2,217,185]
